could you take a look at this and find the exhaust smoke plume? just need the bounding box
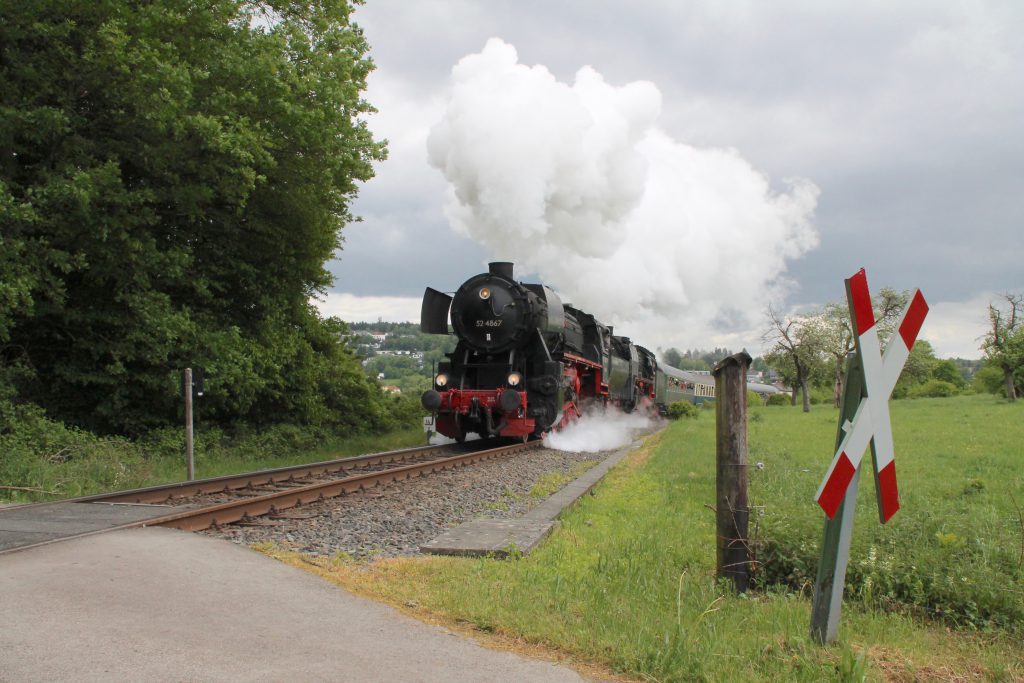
[544,406,653,453]
[428,39,820,348]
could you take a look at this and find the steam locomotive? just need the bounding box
[419,262,691,441]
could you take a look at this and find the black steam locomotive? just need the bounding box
[419,262,684,441]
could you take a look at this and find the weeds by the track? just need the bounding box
[1,425,427,503]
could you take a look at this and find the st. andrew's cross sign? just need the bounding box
[815,269,929,522]
[809,269,929,643]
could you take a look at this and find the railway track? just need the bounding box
[0,439,543,551]
[138,438,542,531]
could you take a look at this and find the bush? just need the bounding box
[766,393,790,407]
[755,513,1024,631]
[809,385,834,405]
[972,364,1006,396]
[0,399,150,501]
[0,390,423,503]
[666,401,699,420]
[747,389,764,406]
[908,379,960,399]
[386,394,427,429]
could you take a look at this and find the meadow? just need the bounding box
[261,394,1023,682]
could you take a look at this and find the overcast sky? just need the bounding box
[317,0,1023,359]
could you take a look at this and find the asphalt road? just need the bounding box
[0,527,588,682]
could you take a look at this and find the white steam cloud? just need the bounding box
[543,406,653,453]
[428,39,820,348]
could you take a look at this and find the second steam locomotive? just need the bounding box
[419,262,691,441]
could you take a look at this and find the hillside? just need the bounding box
[347,322,456,396]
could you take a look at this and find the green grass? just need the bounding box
[264,394,1023,682]
[0,425,427,503]
[749,394,1024,631]
[528,460,597,499]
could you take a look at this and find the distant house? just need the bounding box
[381,385,402,395]
[369,332,388,343]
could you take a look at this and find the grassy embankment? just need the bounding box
[260,394,1023,682]
[0,423,426,503]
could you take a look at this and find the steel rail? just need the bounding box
[144,439,544,531]
[3,442,473,510]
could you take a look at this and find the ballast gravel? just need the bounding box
[200,446,602,559]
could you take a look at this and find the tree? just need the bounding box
[804,288,908,407]
[661,348,683,369]
[981,293,1024,401]
[932,359,966,388]
[762,306,824,412]
[1,1,387,433]
[657,347,716,371]
[892,339,938,398]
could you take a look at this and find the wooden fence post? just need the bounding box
[712,351,752,592]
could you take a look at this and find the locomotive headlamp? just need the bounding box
[479,287,491,300]
[435,373,448,387]
[507,372,522,387]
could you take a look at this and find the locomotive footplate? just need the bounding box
[560,351,603,369]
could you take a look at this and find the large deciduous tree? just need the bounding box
[982,293,1024,401]
[0,0,388,433]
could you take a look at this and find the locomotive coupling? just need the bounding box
[421,390,442,411]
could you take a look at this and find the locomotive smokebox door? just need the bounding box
[450,272,530,353]
[421,287,453,334]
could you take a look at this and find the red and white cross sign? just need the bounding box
[814,269,929,523]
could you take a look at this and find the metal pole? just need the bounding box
[711,351,752,592]
[428,360,436,445]
[810,353,865,643]
[184,367,194,481]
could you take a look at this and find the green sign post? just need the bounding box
[809,269,929,644]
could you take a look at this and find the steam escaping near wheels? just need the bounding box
[543,405,654,453]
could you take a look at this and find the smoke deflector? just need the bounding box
[420,287,453,334]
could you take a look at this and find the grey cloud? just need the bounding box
[333,0,1023,352]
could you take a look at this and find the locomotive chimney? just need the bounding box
[488,262,514,280]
